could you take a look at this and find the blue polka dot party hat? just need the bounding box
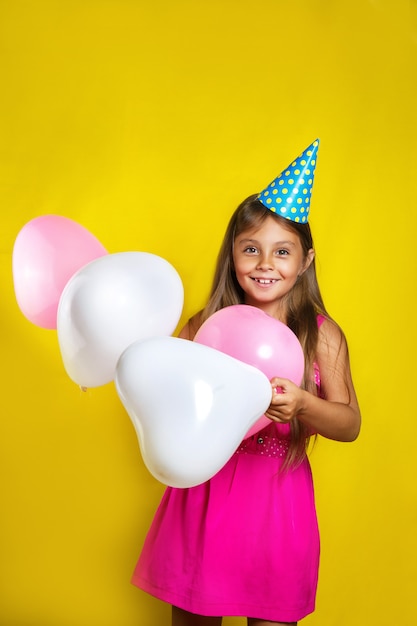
[258,139,319,223]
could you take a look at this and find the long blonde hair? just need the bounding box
[192,195,330,469]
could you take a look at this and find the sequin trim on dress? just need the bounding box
[235,434,290,458]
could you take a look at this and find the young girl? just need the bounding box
[132,140,361,626]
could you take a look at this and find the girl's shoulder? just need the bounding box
[178,310,205,340]
[317,313,326,328]
[316,314,348,360]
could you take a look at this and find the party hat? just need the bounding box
[258,139,319,223]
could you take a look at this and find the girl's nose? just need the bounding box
[256,253,274,270]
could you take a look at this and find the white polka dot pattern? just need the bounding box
[258,139,319,223]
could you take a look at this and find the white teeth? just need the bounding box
[254,278,276,284]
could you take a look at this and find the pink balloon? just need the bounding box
[194,305,305,437]
[12,215,108,329]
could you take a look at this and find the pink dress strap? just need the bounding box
[317,313,326,328]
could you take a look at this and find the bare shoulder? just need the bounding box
[317,316,348,359]
[178,310,204,340]
[316,317,358,405]
[314,318,361,437]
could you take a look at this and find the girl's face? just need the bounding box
[232,215,314,318]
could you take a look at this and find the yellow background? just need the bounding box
[0,1,415,624]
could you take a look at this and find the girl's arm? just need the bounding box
[177,312,204,341]
[266,319,361,442]
[178,322,193,340]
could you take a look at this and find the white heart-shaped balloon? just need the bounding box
[115,336,273,488]
[57,252,184,388]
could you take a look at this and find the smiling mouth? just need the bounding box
[251,278,278,285]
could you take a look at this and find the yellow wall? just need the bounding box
[0,1,415,624]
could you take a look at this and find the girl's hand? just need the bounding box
[265,377,305,423]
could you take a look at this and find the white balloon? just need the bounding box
[57,252,184,387]
[115,336,273,488]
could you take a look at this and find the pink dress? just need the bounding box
[132,318,325,622]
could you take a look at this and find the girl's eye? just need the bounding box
[277,249,289,256]
[243,246,258,254]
